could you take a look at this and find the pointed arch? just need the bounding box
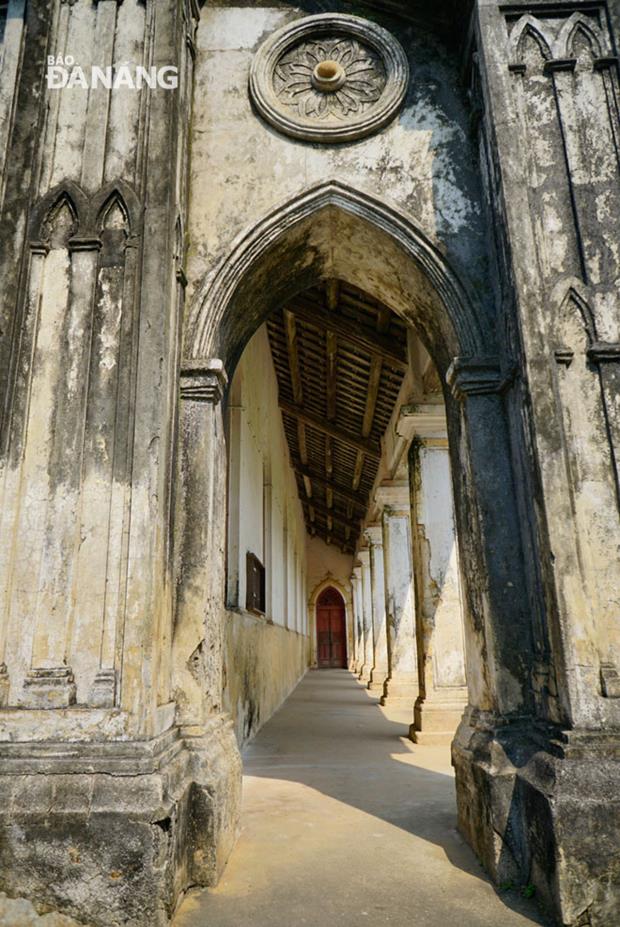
[550,277,597,344]
[555,14,603,61]
[29,180,88,243]
[185,180,490,375]
[509,15,553,64]
[308,575,350,611]
[90,180,142,236]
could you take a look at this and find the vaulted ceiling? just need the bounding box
[267,280,408,553]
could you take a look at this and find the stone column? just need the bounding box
[399,406,467,743]
[349,573,358,671]
[353,565,365,675]
[357,550,372,683]
[365,526,389,692]
[375,485,418,705]
[0,4,242,925]
[457,6,620,917]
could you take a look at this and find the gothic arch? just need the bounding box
[29,180,88,242]
[555,13,603,60]
[550,276,597,344]
[308,576,352,670]
[509,15,553,64]
[90,180,143,235]
[184,180,493,376]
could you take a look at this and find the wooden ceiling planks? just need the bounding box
[266,281,408,552]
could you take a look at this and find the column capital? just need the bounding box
[364,524,383,548]
[357,549,371,567]
[397,403,447,441]
[446,356,514,402]
[180,358,228,403]
[374,482,410,514]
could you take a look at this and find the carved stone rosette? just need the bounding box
[249,13,409,144]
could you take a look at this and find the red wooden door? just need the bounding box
[316,587,347,668]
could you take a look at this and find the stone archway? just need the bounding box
[175,180,538,897]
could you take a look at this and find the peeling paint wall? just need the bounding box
[187,0,489,337]
[225,324,310,744]
[224,613,308,745]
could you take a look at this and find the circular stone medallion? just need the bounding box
[249,14,409,144]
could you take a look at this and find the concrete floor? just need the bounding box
[174,671,550,927]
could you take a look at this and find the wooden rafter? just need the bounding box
[362,356,383,438]
[352,451,365,493]
[290,298,407,370]
[326,330,337,421]
[284,309,304,405]
[326,279,339,312]
[267,280,408,549]
[293,464,368,509]
[302,499,362,533]
[280,400,382,460]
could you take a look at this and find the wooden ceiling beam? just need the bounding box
[280,400,382,460]
[302,499,362,533]
[326,329,338,421]
[326,279,339,312]
[288,298,407,371]
[294,465,368,510]
[352,450,365,492]
[284,309,304,405]
[362,355,383,439]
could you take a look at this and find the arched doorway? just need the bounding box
[316,587,347,669]
[177,182,539,904]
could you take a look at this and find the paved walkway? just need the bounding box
[174,671,549,927]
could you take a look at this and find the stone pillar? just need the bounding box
[399,405,467,743]
[453,6,620,919]
[0,3,241,925]
[353,565,365,675]
[357,550,372,683]
[375,485,418,705]
[365,526,389,692]
[349,573,358,671]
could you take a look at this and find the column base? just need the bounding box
[380,672,419,705]
[367,665,389,691]
[452,710,620,927]
[409,694,466,745]
[358,663,371,683]
[20,667,77,709]
[0,713,241,927]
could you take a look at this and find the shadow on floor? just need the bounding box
[242,670,551,926]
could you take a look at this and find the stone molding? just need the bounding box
[0,665,8,709]
[364,524,383,547]
[397,403,447,441]
[587,341,620,363]
[187,180,489,363]
[446,356,511,401]
[374,483,410,513]
[180,358,228,403]
[20,667,77,710]
[249,14,409,144]
[89,668,117,709]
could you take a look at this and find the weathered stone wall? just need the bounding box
[227,326,308,629]
[0,2,242,924]
[1,1,619,924]
[186,0,490,356]
[223,324,310,743]
[224,614,308,745]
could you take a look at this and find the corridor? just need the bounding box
[174,671,548,927]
